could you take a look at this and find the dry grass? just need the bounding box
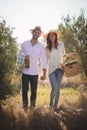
[0,75,87,130]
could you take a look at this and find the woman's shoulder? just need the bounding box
[58,41,64,47]
[58,41,64,44]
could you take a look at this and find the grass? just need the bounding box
[37,86,50,105]
[0,75,87,130]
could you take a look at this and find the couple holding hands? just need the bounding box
[18,26,75,111]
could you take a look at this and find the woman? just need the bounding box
[44,31,66,111]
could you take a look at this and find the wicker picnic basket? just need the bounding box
[63,60,80,77]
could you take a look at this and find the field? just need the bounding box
[0,75,87,130]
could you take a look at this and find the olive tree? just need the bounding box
[0,19,18,99]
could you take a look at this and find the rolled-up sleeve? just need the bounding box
[19,42,26,55]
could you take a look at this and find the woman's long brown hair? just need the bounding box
[46,32,58,51]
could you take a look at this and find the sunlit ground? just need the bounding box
[1,74,87,130]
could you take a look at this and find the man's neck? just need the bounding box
[30,39,38,46]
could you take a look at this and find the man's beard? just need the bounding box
[33,35,38,40]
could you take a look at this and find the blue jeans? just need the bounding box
[49,68,64,108]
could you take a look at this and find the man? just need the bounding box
[20,26,47,110]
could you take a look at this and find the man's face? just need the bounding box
[32,29,41,40]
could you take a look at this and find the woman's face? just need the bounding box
[49,33,56,42]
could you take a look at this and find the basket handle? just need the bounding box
[61,52,77,70]
[64,52,77,63]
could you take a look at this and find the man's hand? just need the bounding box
[40,75,46,80]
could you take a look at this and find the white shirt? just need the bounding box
[20,40,47,75]
[46,42,66,74]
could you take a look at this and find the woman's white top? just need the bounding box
[46,42,66,74]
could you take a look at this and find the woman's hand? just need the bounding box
[40,69,46,80]
[40,75,46,80]
[70,52,76,57]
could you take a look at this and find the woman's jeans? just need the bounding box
[49,68,64,109]
[22,73,38,108]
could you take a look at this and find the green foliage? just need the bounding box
[58,9,87,77]
[0,19,18,99]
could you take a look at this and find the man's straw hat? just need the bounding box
[30,26,44,36]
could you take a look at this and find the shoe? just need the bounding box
[50,105,53,109]
[29,105,35,110]
[22,107,28,112]
[53,107,58,112]
[49,105,54,110]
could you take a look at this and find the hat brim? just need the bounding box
[30,29,44,36]
[43,31,60,39]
